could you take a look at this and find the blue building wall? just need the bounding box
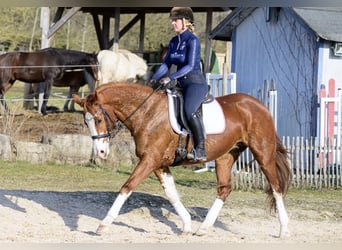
[231,8,318,138]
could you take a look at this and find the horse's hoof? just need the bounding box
[194,228,207,236]
[181,231,192,236]
[279,226,290,238]
[96,224,107,235]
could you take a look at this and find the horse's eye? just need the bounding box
[95,119,102,125]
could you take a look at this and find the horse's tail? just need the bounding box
[266,136,292,212]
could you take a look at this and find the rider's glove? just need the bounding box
[147,79,158,90]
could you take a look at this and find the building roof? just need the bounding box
[209,7,256,41]
[292,7,342,42]
[210,7,342,42]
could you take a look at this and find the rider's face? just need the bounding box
[171,18,185,33]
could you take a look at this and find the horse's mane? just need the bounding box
[97,82,153,96]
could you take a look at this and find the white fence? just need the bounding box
[232,136,342,190]
[206,72,236,96]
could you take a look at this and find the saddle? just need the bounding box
[166,87,226,165]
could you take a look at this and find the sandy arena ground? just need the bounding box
[0,189,341,243]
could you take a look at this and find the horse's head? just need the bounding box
[73,92,116,159]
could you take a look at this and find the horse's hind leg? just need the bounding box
[250,140,291,238]
[63,89,73,112]
[196,153,234,235]
[0,95,9,113]
[0,87,11,113]
[261,162,290,238]
[272,188,290,238]
[154,168,192,234]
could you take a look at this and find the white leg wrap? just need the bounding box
[173,200,192,232]
[160,172,191,232]
[38,92,44,113]
[102,192,131,225]
[161,173,179,204]
[273,190,290,238]
[197,198,224,234]
[273,191,289,225]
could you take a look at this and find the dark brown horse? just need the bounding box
[24,69,96,112]
[0,47,98,115]
[73,82,292,238]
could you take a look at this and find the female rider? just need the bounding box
[150,7,208,162]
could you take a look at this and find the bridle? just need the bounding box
[85,104,120,141]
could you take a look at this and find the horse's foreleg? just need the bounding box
[96,157,157,234]
[38,82,44,114]
[96,191,132,234]
[196,154,233,236]
[38,80,52,115]
[154,168,192,234]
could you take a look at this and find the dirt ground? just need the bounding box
[1,110,88,142]
[0,189,341,243]
[0,110,341,243]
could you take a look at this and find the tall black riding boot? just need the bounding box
[187,112,207,162]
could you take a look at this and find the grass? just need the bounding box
[0,160,341,214]
[0,161,215,193]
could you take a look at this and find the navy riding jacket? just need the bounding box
[152,29,208,120]
[152,29,204,82]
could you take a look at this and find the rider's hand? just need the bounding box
[147,79,156,86]
[159,77,171,86]
[147,79,158,90]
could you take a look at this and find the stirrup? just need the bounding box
[187,149,207,162]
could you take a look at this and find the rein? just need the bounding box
[88,84,162,141]
[122,84,162,124]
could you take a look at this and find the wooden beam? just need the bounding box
[112,7,120,51]
[47,7,81,38]
[40,7,50,49]
[108,13,142,48]
[139,13,145,53]
[91,13,104,50]
[120,13,142,37]
[102,14,110,49]
[204,8,213,73]
[52,7,64,23]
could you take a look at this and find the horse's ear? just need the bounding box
[72,94,84,107]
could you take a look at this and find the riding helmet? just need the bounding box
[169,7,194,23]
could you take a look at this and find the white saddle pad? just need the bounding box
[166,89,226,135]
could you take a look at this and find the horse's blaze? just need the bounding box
[94,139,110,159]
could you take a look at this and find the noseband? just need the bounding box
[85,104,118,141]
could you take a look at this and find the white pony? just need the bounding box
[97,49,148,85]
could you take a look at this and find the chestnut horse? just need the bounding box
[73,82,292,238]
